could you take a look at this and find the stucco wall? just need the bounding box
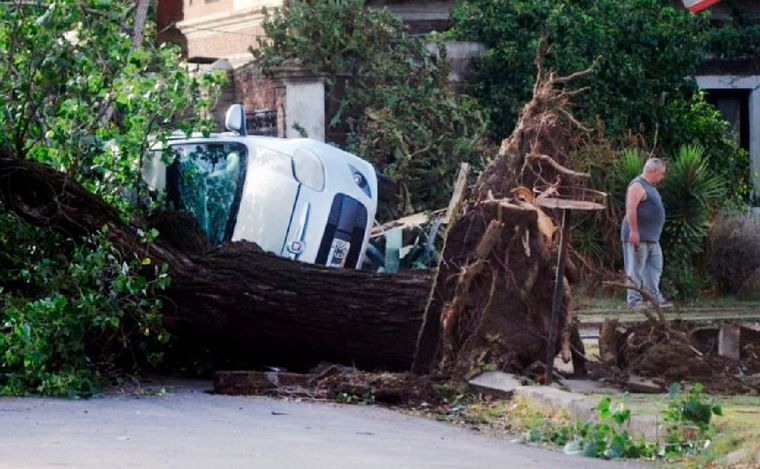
[178,0,283,63]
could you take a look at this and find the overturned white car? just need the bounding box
[142,105,378,269]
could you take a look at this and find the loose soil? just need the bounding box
[602,319,760,395]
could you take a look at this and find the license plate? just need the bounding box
[326,238,350,268]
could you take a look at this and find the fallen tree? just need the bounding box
[0,155,431,370]
[1,46,595,378]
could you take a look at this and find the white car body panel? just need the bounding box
[143,134,377,269]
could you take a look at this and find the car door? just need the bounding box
[232,145,301,255]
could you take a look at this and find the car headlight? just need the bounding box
[349,164,371,198]
[292,148,325,191]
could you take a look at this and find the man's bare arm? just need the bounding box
[626,182,645,245]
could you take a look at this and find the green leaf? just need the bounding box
[597,397,611,419]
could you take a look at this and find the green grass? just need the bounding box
[698,396,760,466]
[576,292,760,312]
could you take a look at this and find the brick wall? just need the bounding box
[234,62,277,112]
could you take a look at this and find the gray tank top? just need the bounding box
[621,176,665,242]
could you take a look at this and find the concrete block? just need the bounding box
[625,375,665,394]
[725,448,749,466]
[561,379,621,395]
[719,324,741,360]
[514,385,660,440]
[467,371,522,398]
[513,386,597,422]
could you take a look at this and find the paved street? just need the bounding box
[0,380,646,468]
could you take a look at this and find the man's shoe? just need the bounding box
[628,303,647,311]
[658,301,674,309]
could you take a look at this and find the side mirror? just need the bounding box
[224,104,247,136]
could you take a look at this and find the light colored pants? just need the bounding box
[622,241,666,308]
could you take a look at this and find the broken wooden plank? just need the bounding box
[445,162,471,225]
[370,211,433,238]
[534,198,605,211]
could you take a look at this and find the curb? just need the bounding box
[513,386,660,440]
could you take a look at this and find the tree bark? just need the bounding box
[132,0,150,50]
[0,155,432,370]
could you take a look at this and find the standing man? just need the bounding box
[621,158,672,310]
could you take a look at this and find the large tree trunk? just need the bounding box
[0,155,431,370]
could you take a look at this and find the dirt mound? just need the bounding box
[613,320,760,394]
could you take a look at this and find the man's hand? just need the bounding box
[628,230,640,246]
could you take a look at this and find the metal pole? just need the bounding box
[545,209,568,385]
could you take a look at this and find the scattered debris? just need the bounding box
[594,318,760,395]
[213,368,444,406]
[213,370,313,396]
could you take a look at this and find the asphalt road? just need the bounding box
[0,380,646,469]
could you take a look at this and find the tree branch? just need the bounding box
[526,153,590,179]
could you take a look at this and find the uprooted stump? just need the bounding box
[438,201,560,376]
[414,50,593,380]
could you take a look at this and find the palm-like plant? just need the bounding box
[660,144,726,299]
[661,144,726,255]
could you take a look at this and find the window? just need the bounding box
[704,89,750,153]
[166,142,247,245]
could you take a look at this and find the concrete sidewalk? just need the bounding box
[0,379,647,469]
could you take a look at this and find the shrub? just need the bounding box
[523,384,721,460]
[255,0,491,215]
[707,210,760,295]
[656,93,750,204]
[660,145,726,299]
[0,209,169,397]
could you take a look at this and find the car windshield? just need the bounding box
[166,142,247,245]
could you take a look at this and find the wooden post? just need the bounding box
[545,209,568,384]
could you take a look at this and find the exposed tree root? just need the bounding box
[415,44,596,380]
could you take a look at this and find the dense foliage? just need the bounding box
[0,0,222,208]
[255,0,491,214]
[705,3,760,60]
[0,0,222,395]
[450,0,749,202]
[450,0,703,137]
[0,210,169,396]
